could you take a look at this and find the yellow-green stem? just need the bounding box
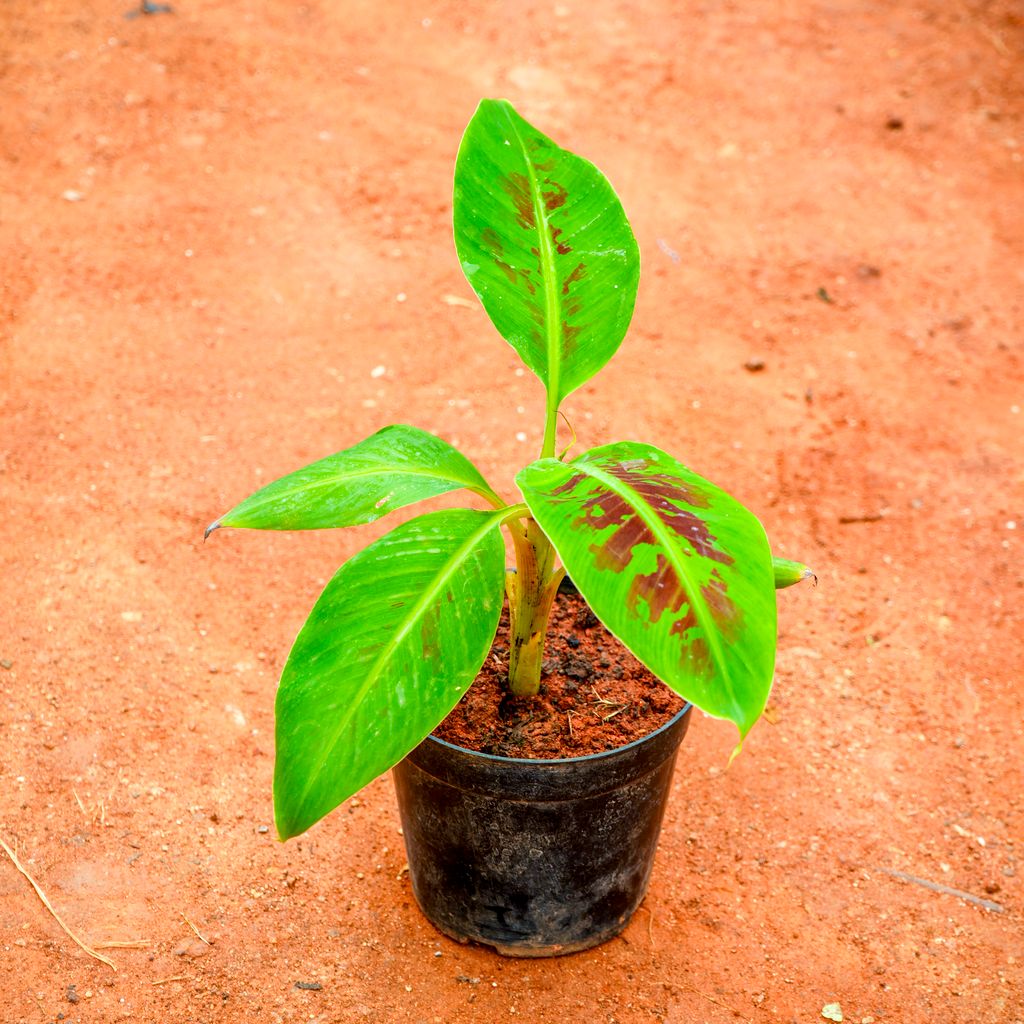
[506,518,562,697]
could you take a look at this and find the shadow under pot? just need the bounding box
[392,701,691,957]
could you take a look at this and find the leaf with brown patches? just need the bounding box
[453,100,639,416]
[517,442,777,737]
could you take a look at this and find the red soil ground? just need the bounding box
[1,2,1021,1022]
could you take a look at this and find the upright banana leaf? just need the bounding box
[273,508,506,839]
[207,425,498,534]
[454,99,639,414]
[518,442,776,737]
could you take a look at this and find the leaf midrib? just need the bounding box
[501,103,563,426]
[290,509,504,821]
[225,462,481,523]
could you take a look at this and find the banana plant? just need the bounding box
[207,99,814,840]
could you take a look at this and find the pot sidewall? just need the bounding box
[393,704,692,957]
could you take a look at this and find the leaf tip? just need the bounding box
[273,805,303,842]
[773,557,817,590]
[727,711,762,767]
[203,519,222,542]
[729,724,753,765]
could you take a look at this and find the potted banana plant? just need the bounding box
[206,99,813,956]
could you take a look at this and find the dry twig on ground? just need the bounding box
[0,836,117,971]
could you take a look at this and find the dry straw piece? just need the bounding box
[0,836,117,971]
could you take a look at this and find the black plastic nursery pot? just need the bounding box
[392,702,692,957]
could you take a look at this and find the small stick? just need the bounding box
[0,836,117,971]
[839,512,885,524]
[182,914,211,944]
[566,711,575,739]
[977,24,1009,55]
[589,685,627,719]
[94,939,151,950]
[881,867,1005,912]
[661,979,752,1023]
[635,904,656,948]
[152,975,188,986]
[72,790,88,817]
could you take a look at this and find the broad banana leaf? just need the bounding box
[273,508,506,838]
[518,442,776,737]
[454,99,639,409]
[207,425,497,535]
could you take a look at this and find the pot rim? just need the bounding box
[424,701,692,769]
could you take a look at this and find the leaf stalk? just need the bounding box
[506,518,563,697]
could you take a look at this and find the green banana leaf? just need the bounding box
[273,508,506,838]
[518,442,776,737]
[207,425,497,535]
[454,99,639,410]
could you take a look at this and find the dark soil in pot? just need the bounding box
[433,580,686,758]
[394,581,692,957]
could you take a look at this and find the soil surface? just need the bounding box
[1,2,1022,1023]
[434,587,686,758]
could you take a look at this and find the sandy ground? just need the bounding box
[1,1,1022,1021]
